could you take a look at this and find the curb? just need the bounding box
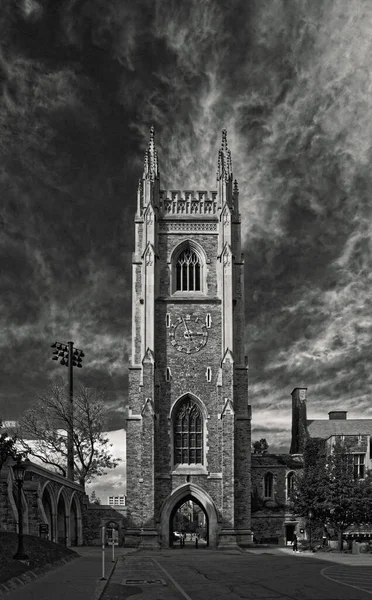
[90,559,118,600]
[0,554,78,597]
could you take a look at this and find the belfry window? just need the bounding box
[175,248,201,292]
[174,399,203,465]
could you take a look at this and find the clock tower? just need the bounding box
[125,127,253,548]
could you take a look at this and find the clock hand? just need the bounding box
[182,318,193,341]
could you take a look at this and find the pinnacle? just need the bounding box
[217,128,232,181]
[142,125,159,181]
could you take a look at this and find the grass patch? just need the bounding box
[0,533,78,584]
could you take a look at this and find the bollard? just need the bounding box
[100,526,106,580]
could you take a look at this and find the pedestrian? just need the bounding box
[195,533,199,549]
[292,533,298,552]
[322,525,328,547]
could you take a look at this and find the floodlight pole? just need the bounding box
[67,341,74,482]
[51,340,84,482]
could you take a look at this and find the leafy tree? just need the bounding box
[16,383,121,489]
[0,420,27,469]
[89,490,101,505]
[291,438,372,550]
[252,438,269,454]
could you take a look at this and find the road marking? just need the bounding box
[321,566,372,596]
[153,558,193,600]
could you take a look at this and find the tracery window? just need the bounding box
[175,248,201,292]
[174,399,203,465]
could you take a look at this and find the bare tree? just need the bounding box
[16,383,121,489]
[0,420,26,470]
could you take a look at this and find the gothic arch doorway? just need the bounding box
[160,483,219,548]
[57,492,67,545]
[170,495,208,548]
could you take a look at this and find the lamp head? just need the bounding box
[13,462,26,482]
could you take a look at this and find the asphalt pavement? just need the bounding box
[3,546,372,600]
[102,548,372,600]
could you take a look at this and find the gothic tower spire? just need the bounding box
[138,126,160,215]
[143,126,159,181]
[216,129,236,211]
[217,129,232,182]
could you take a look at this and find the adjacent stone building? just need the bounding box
[250,386,372,546]
[125,128,253,548]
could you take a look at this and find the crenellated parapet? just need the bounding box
[159,190,218,216]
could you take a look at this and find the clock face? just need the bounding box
[169,314,208,354]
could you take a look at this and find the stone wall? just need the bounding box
[82,505,128,546]
[251,454,303,546]
[0,459,86,546]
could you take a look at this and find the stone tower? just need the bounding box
[125,127,253,548]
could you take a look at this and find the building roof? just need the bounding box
[251,454,303,468]
[307,419,372,438]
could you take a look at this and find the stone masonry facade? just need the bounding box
[125,128,252,548]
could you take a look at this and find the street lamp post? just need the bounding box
[308,510,313,552]
[51,341,84,481]
[13,461,29,561]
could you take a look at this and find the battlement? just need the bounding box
[159,190,218,215]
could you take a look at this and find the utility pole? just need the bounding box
[51,341,84,480]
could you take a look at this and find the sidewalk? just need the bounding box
[277,546,372,565]
[0,547,136,600]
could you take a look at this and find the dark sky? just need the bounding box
[1,0,372,460]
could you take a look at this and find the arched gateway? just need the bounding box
[161,483,218,548]
[126,128,253,549]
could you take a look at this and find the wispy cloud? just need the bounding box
[0,0,371,456]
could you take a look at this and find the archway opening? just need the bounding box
[57,495,67,545]
[169,494,208,548]
[42,487,54,541]
[70,496,78,546]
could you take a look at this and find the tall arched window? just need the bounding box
[175,247,201,292]
[287,471,294,498]
[264,472,274,498]
[174,398,203,465]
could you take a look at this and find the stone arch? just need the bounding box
[169,239,207,294]
[69,492,83,546]
[39,481,58,542]
[160,483,219,548]
[169,393,209,470]
[56,487,69,545]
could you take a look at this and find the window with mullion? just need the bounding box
[175,248,202,292]
[173,399,203,465]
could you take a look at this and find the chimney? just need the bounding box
[328,411,347,420]
[290,387,308,454]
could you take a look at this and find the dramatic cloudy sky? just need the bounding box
[1,0,372,495]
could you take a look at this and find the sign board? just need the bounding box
[39,523,49,535]
[106,526,119,546]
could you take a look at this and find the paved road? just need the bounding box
[102,549,372,600]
